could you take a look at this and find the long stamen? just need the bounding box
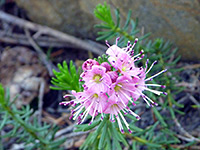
[120,86,137,93]
[73,106,84,120]
[119,111,130,129]
[146,60,157,74]
[132,50,143,59]
[145,69,167,81]
[80,99,95,123]
[63,94,72,98]
[89,103,98,125]
[143,94,158,106]
[82,100,94,117]
[105,40,110,47]
[110,114,115,122]
[117,94,127,107]
[116,37,120,45]
[133,57,142,62]
[144,87,163,95]
[100,105,104,120]
[142,95,151,106]
[145,84,165,87]
[128,109,140,120]
[131,38,138,49]
[73,104,83,111]
[59,101,71,106]
[116,115,124,133]
[145,59,149,70]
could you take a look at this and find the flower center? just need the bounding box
[122,66,126,72]
[111,104,120,110]
[114,84,121,92]
[93,74,102,83]
[93,93,98,98]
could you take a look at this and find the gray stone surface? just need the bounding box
[16,0,200,61]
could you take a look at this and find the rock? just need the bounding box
[13,67,33,83]
[15,0,97,39]
[0,47,49,108]
[15,0,200,61]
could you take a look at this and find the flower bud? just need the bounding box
[82,59,99,71]
[107,71,118,83]
[100,62,111,72]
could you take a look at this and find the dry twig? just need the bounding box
[171,144,200,150]
[0,11,104,55]
[38,79,45,125]
[183,64,200,70]
[24,28,56,76]
[0,30,76,48]
[173,117,200,142]
[55,125,75,138]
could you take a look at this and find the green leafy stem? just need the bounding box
[0,84,65,149]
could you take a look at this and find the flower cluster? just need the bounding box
[60,38,167,133]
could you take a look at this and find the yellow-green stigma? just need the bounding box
[114,85,121,92]
[122,66,126,72]
[111,104,119,109]
[93,74,102,83]
[93,93,98,98]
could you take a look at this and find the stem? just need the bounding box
[1,102,50,149]
[114,27,135,41]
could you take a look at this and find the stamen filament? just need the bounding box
[145,69,167,81]
[146,60,157,74]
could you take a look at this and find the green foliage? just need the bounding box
[0,84,65,150]
[75,2,187,150]
[94,54,108,64]
[79,115,129,150]
[94,2,150,43]
[94,2,184,111]
[50,60,81,92]
[48,2,195,150]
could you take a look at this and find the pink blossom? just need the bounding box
[104,98,140,133]
[59,38,167,134]
[106,45,126,69]
[108,76,134,106]
[107,71,118,83]
[80,65,112,93]
[130,60,167,107]
[114,52,143,79]
[82,59,99,71]
[60,90,108,125]
[100,62,111,72]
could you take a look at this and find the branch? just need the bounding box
[0,11,105,55]
[0,30,76,48]
[24,28,56,76]
[173,117,200,142]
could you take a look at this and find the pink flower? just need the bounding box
[106,38,144,79]
[60,90,108,125]
[59,38,167,134]
[104,97,140,134]
[106,45,126,69]
[114,53,143,79]
[81,65,112,93]
[82,59,99,71]
[100,62,111,72]
[106,44,125,59]
[108,76,134,106]
[130,60,167,106]
[107,71,118,83]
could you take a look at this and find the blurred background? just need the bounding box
[0,0,199,149]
